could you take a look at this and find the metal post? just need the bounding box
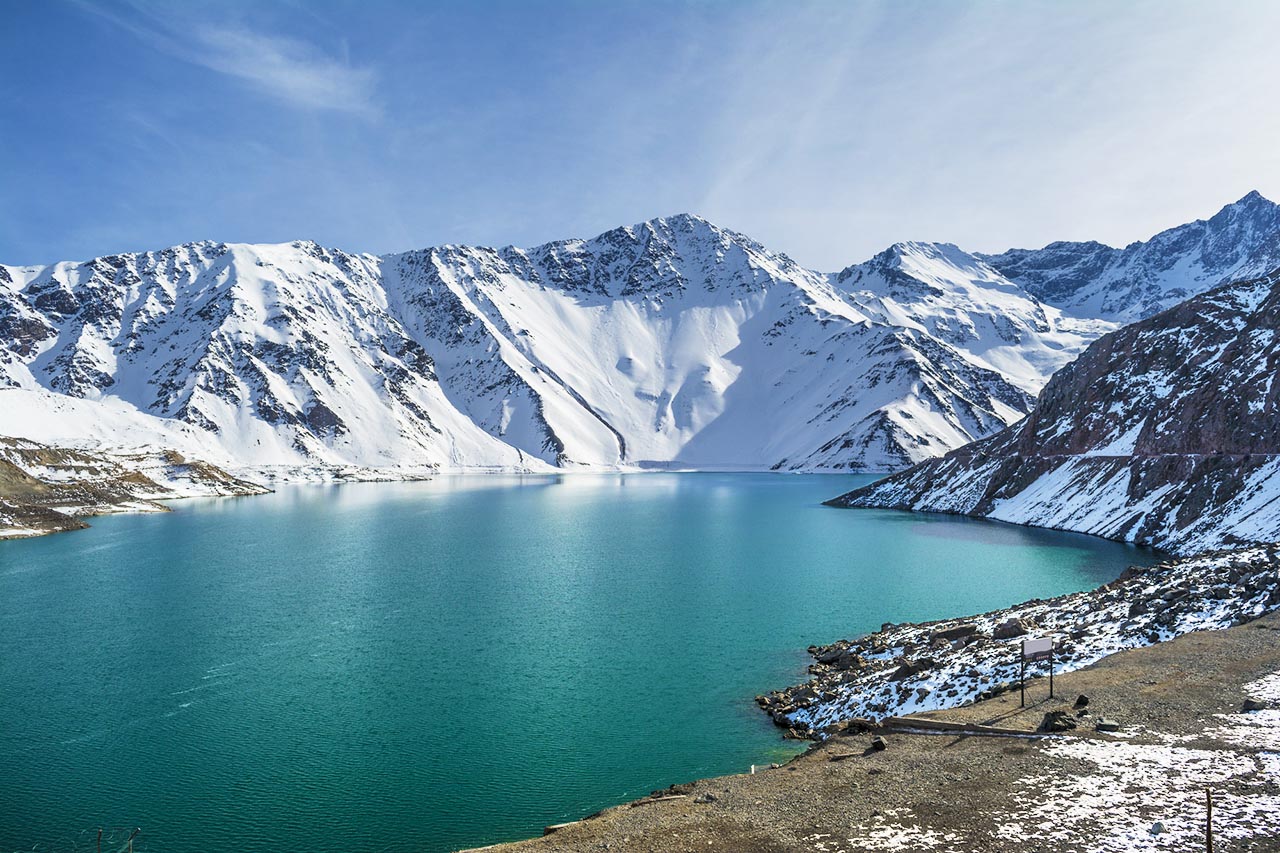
[1020,653,1026,707]
[97,829,102,853]
[1206,787,1214,853]
[1049,644,1054,699]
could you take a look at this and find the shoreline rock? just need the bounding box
[764,543,1280,737]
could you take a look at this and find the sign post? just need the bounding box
[1019,636,1055,707]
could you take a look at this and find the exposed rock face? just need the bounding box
[828,268,1280,556]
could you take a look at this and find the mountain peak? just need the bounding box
[650,212,713,229]
[854,241,986,280]
[1217,189,1276,218]
[884,240,968,262]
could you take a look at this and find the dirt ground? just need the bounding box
[460,611,1280,853]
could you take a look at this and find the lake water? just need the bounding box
[0,474,1156,852]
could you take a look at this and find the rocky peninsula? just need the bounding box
[462,601,1280,853]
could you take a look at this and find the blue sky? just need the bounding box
[3,0,1278,269]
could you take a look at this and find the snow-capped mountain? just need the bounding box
[829,267,1280,555]
[380,219,1105,471]
[0,216,1096,475]
[982,191,1280,322]
[0,241,535,473]
[833,241,1111,394]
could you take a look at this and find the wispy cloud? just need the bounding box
[188,25,379,117]
[74,0,380,117]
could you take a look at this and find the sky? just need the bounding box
[2,0,1279,270]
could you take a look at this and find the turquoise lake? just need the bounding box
[0,474,1157,852]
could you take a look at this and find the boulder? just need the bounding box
[816,647,845,665]
[1242,698,1270,712]
[841,717,877,735]
[869,736,888,752]
[1095,718,1121,732]
[993,617,1030,640]
[1039,710,1077,732]
[889,658,934,681]
[1073,694,1090,709]
[834,651,864,672]
[930,623,979,644]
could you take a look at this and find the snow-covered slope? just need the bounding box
[0,242,546,475]
[982,191,1280,322]
[830,268,1280,555]
[0,216,1095,474]
[833,241,1111,394]
[381,219,1105,470]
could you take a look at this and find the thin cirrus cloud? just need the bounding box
[189,25,379,117]
[74,0,380,117]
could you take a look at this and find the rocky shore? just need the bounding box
[761,544,1280,736]
[462,603,1280,853]
[0,435,268,539]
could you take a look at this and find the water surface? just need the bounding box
[0,474,1155,852]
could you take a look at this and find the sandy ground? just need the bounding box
[461,611,1280,853]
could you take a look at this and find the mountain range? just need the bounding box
[830,265,1280,555]
[2,192,1276,486]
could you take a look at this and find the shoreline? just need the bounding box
[457,542,1280,852]
[0,463,875,542]
[460,588,1280,852]
[763,543,1278,736]
[0,439,270,541]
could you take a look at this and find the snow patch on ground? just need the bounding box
[998,728,1280,852]
[770,547,1279,732]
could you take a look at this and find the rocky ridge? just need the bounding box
[829,266,1280,555]
[982,189,1280,322]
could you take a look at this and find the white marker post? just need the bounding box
[1020,636,1055,707]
